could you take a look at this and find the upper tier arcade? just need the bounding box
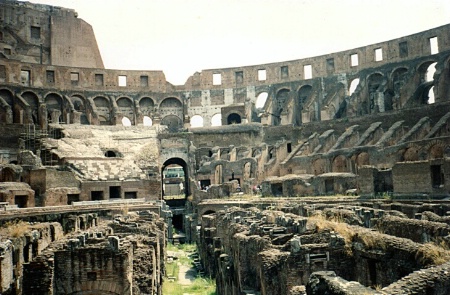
[1,0,449,129]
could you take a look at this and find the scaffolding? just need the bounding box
[20,124,60,166]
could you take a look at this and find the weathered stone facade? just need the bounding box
[194,201,450,294]
[0,205,166,295]
[1,0,450,294]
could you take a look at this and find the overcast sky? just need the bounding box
[26,0,450,85]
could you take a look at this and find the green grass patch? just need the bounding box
[164,243,216,294]
[163,277,216,295]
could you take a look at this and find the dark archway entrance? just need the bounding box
[161,157,189,208]
[227,113,241,125]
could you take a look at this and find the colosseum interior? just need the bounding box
[1,1,450,294]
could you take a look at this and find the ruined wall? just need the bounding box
[0,0,103,68]
[194,201,450,294]
[1,207,166,295]
[52,246,133,295]
[184,24,450,89]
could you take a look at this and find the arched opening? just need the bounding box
[296,85,313,125]
[143,116,152,126]
[227,113,241,125]
[94,96,111,125]
[356,152,370,167]
[45,93,63,123]
[190,115,204,128]
[349,78,360,96]
[22,91,39,124]
[367,73,384,114]
[0,167,16,182]
[332,155,348,172]
[105,150,117,158]
[402,146,419,162]
[312,159,326,175]
[211,113,222,126]
[162,158,189,206]
[425,62,437,82]
[139,97,155,116]
[71,95,89,125]
[117,97,134,125]
[161,115,183,132]
[255,92,268,108]
[429,144,444,159]
[121,117,132,126]
[0,89,14,123]
[274,89,290,126]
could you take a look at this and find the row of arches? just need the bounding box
[310,142,447,176]
[0,89,186,128]
[258,58,446,127]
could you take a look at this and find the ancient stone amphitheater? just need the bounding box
[0,1,450,294]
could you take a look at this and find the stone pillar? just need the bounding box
[364,210,371,228]
[108,236,120,251]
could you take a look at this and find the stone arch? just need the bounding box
[93,96,111,125]
[105,150,117,158]
[411,61,437,105]
[367,73,384,114]
[211,113,222,126]
[159,97,183,128]
[138,96,155,115]
[45,93,64,123]
[159,97,182,109]
[312,158,327,175]
[391,67,408,102]
[332,155,348,172]
[227,113,241,125]
[428,142,445,159]
[162,157,190,202]
[349,78,360,96]
[21,91,40,124]
[295,85,312,125]
[356,152,370,167]
[190,115,204,128]
[402,145,420,161]
[255,92,268,109]
[117,96,135,125]
[274,88,290,126]
[0,88,14,123]
[121,117,132,126]
[71,94,89,125]
[252,148,261,158]
[71,94,87,111]
[161,115,183,132]
[417,61,437,83]
[143,116,152,126]
[0,167,16,182]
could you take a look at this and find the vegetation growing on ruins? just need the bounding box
[310,212,450,265]
[416,242,450,266]
[164,243,216,295]
[0,220,30,237]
